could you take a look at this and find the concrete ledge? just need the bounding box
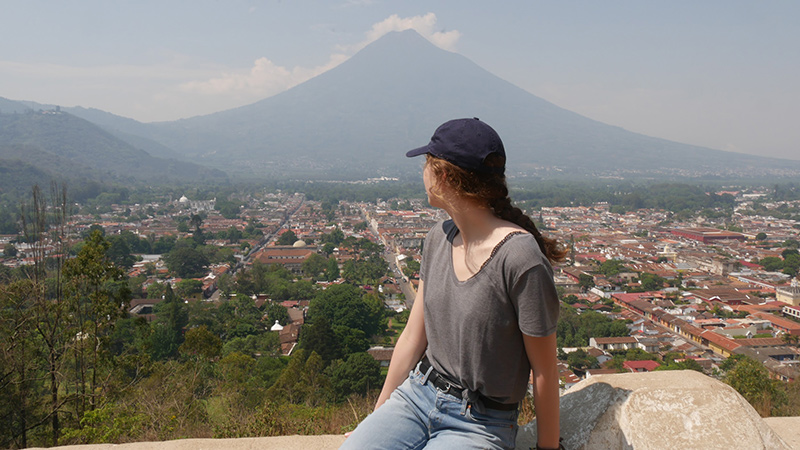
[26,372,800,450]
[27,435,347,450]
[764,417,800,450]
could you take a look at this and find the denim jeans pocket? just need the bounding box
[465,406,518,449]
[465,405,518,427]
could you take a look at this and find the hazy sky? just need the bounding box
[2,1,798,160]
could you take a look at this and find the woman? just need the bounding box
[342,118,564,450]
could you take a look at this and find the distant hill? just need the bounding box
[17,101,184,160]
[0,154,58,196]
[0,98,31,114]
[0,111,227,184]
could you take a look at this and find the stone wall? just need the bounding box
[29,371,800,450]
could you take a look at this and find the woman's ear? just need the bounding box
[436,167,450,185]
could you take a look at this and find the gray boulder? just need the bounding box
[516,370,791,449]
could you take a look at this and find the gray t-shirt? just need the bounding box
[420,220,559,404]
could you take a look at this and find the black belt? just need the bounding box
[419,357,518,411]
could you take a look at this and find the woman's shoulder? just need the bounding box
[500,231,549,268]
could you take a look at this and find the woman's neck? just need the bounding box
[445,200,502,247]
[445,198,519,281]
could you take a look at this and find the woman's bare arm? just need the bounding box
[523,332,560,449]
[374,280,428,410]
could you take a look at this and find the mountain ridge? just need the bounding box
[146,30,800,178]
[3,30,798,181]
[0,110,228,184]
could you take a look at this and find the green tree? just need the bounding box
[148,285,188,360]
[152,235,176,254]
[3,243,17,258]
[638,272,665,291]
[322,242,336,256]
[179,326,222,360]
[783,254,800,276]
[216,199,242,219]
[759,257,784,272]
[655,358,704,372]
[63,229,131,416]
[222,332,281,358]
[264,301,290,326]
[333,325,371,355]
[277,230,298,246]
[403,259,421,279]
[164,247,210,278]
[597,259,628,277]
[175,279,204,298]
[324,256,340,281]
[224,225,243,243]
[82,224,106,239]
[341,255,388,285]
[556,307,629,348]
[0,280,41,448]
[302,252,328,279]
[216,351,265,411]
[308,283,384,338]
[578,273,595,291]
[299,317,342,362]
[565,349,599,374]
[724,356,785,416]
[266,349,330,405]
[321,228,345,246]
[106,235,136,269]
[222,294,264,339]
[147,282,168,299]
[20,183,72,446]
[326,352,382,401]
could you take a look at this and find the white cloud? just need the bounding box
[179,13,460,100]
[364,13,460,51]
[179,57,292,96]
[1,13,462,121]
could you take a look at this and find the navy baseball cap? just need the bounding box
[406,118,505,174]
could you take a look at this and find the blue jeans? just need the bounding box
[340,362,519,450]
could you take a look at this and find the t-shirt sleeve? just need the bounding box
[419,220,447,282]
[419,226,434,282]
[510,264,560,337]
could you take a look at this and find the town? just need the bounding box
[2,182,800,444]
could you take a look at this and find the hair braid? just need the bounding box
[489,195,566,263]
[426,155,566,264]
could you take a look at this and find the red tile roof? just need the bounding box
[623,360,661,372]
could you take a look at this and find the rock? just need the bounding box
[516,370,791,449]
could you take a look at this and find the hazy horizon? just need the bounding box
[2,1,799,161]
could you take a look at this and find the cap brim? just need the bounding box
[405,145,430,158]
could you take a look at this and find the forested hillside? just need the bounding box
[0,189,389,447]
[0,111,227,184]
